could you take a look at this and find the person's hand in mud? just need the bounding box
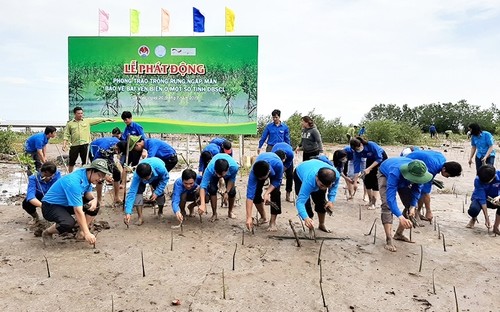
[304,217,314,229]
[198,202,206,215]
[124,214,131,225]
[84,232,96,245]
[324,201,334,216]
[175,211,184,223]
[88,198,99,211]
[246,216,253,231]
[398,215,413,229]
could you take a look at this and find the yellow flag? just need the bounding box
[225,7,235,32]
[161,9,170,33]
[130,9,140,34]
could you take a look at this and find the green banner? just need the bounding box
[68,36,258,134]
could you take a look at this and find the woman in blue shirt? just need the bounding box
[467,123,496,174]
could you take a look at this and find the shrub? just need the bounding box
[0,127,17,154]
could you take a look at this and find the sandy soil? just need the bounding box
[0,139,499,312]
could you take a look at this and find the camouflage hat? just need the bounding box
[83,158,112,176]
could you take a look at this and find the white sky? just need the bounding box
[1,0,499,125]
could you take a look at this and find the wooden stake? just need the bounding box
[288,219,301,247]
[453,286,459,312]
[418,245,423,273]
[434,216,437,231]
[364,218,378,236]
[44,255,51,278]
[170,230,174,251]
[358,205,361,220]
[410,227,412,242]
[432,268,436,295]
[462,201,465,213]
[438,224,441,239]
[111,295,114,312]
[141,250,146,277]
[222,269,226,300]
[373,224,377,244]
[465,193,467,204]
[317,239,325,265]
[242,228,245,245]
[232,243,238,271]
[319,261,327,307]
[442,234,447,252]
[312,227,317,243]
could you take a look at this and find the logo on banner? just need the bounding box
[138,45,150,57]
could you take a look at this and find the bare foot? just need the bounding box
[210,214,219,222]
[318,225,332,233]
[367,204,376,210]
[384,237,397,252]
[266,223,278,232]
[228,212,236,219]
[466,218,477,228]
[28,218,39,226]
[136,218,144,226]
[393,233,414,243]
[75,231,85,240]
[425,212,433,223]
[257,218,268,225]
[493,228,500,235]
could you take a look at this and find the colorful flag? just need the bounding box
[161,8,170,33]
[130,9,140,34]
[193,7,205,33]
[99,9,109,34]
[225,7,235,32]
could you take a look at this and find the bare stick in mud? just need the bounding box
[141,250,146,277]
[462,201,465,213]
[438,224,441,239]
[410,227,412,242]
[288,219,301,247]
[432,268,436,295]
[170,230,174,251]
[359,205,361,220]
[44,255,51,278]
[232,243,237,271]
[319,261,327,308]
[442,234,447,252]
[364,218,378,236]
[111,295,114,312]
[453,286,459,312]
[434,216,437,231]
[419,245,423,273]
[373,224,377,244]
[242,228,245,245]
[222,269,226,300]
[317,239,325,265]
[311,227,317,243]
[54,144,69,174]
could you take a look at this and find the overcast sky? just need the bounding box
[1,0,499,125]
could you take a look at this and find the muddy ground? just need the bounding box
[0,139,499,312]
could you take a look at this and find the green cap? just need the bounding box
[400,160,433,184]
[83,159,112,176]
[128,135,141,151]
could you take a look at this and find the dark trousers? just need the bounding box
[22,194,43,216]
[252,179,282,215]
[285,164,293,193]
[293,170,327,218]
[303,150,320,161]
[468,199,500,218]
[41,199,98,234]
[160,154,178,172]
[69,144,89,166]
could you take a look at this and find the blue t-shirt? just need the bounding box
[144,139,176,159]
[200,153,239,190]
[379,157,424,217]
[125,157,169,214]
[26,171,62,201]
[471,170,500,205]
[271,142,294,169]
[246,153,284,200]
[407,150,446,194]
[353,141,385,173]
[198,143,220,173]
[42,169,92,207]
[25,132,49,153]
[471,131,496,158]
[295,159,340,220]
[258,122,291,148]
[90,137,119,159]
[121,122,146,141]
[171,175,201,213]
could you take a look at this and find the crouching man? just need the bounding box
[41,159,112,246]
